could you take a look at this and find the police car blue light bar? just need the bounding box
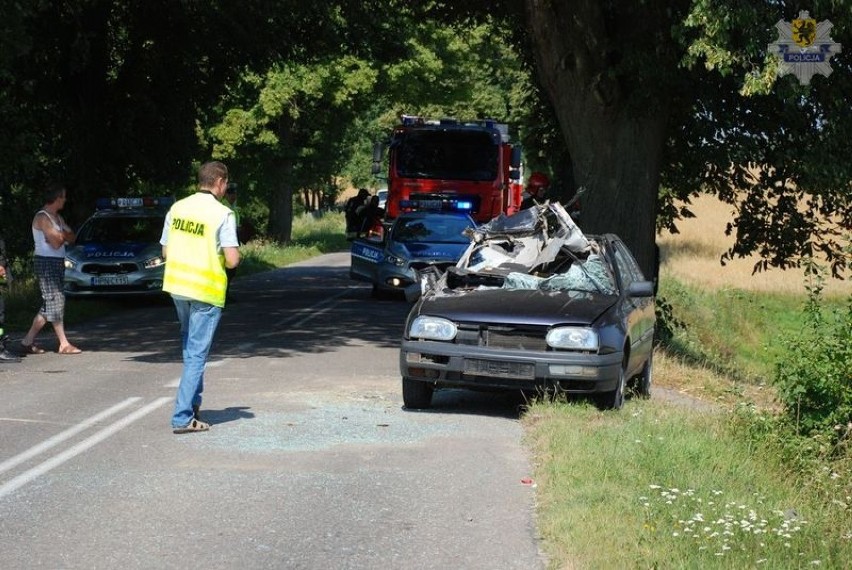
[96,197,175,210]
[400,197,475,213]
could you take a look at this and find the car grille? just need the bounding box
[410,261,456,272]
[81,262,139,275]
[455,324,549,351]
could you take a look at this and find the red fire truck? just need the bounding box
[372,115,523,224]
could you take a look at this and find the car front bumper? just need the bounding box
[374,263,417,291]
[400,339,624,393]
[63,268,165,297]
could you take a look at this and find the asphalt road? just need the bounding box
[0,253,546,570]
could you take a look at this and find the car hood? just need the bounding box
[417,288,617,326]
[67,242,158,261]
[392,241,469,262]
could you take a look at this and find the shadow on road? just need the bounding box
[202,406,255,426]
[404,388,529,420]
[62,263,411,365]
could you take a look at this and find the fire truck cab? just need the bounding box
[372,115,523,224]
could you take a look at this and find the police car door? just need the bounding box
[349,235,384,285]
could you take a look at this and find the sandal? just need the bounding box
[173,418,210,434]
[20,342,46,355]
[58,344,82,355]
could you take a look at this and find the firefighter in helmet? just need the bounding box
[521,172,550,210]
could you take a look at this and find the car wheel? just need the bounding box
[596,366,625,410]
[402,377,433,409]
[634,351,653,399]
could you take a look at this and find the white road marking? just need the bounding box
[0,397,142,476]
[0,397,171,500]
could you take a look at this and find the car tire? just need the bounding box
[402,377,433,409]
[596,366,625,411]
[634,351,653,399]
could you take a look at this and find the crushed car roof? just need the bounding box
[460,201,590,274]
[410,202,619,300]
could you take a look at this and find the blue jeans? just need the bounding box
[170,297,222,428]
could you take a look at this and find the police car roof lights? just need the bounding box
[95,196,175,210]
[400,197,475,213]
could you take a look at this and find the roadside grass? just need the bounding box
[658,276,819,383]
[527,194,851,568]
[238,211,350,274]
[525,397,851,569]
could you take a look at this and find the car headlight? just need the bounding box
[143,256,165,269]
[64,259,76,270]
[385,253,405,267]
[546,327,599,350]
[409,316,457,341]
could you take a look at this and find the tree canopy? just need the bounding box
[0,0,849,282]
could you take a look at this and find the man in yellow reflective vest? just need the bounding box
[160,161,240,434]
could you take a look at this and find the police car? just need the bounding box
[350,210,476,297]
[63,197,173,297]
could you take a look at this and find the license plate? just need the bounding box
[464,358,535,379]
[92,275,129,286]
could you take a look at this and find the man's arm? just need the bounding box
[35,213,67,249]
[223,247,240,269]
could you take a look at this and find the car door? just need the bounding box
[611,239,656,376]
[349,235,385,284]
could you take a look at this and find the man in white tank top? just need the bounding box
[20,181,81,355]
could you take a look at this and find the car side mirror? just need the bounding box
[627,280,655,298]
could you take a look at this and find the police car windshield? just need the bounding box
[77,216,163,244]
[392,216,473,244]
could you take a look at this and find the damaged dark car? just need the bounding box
[399,202,656,410]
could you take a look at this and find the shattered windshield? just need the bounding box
[501,254,616,294]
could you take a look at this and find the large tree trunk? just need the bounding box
[525,0,673,281]
[267,116,297,243]
[268,158,294,244]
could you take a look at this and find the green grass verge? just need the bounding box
[657,275,847,382]
[238,211,350,275]
[524,398,851,569]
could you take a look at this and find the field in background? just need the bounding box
[658,193,852,297]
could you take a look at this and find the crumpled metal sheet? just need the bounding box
[416,202,603,299]
[460,202,590,273]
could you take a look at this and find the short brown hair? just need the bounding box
[198,161,228,188]
[43,180,66,204]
